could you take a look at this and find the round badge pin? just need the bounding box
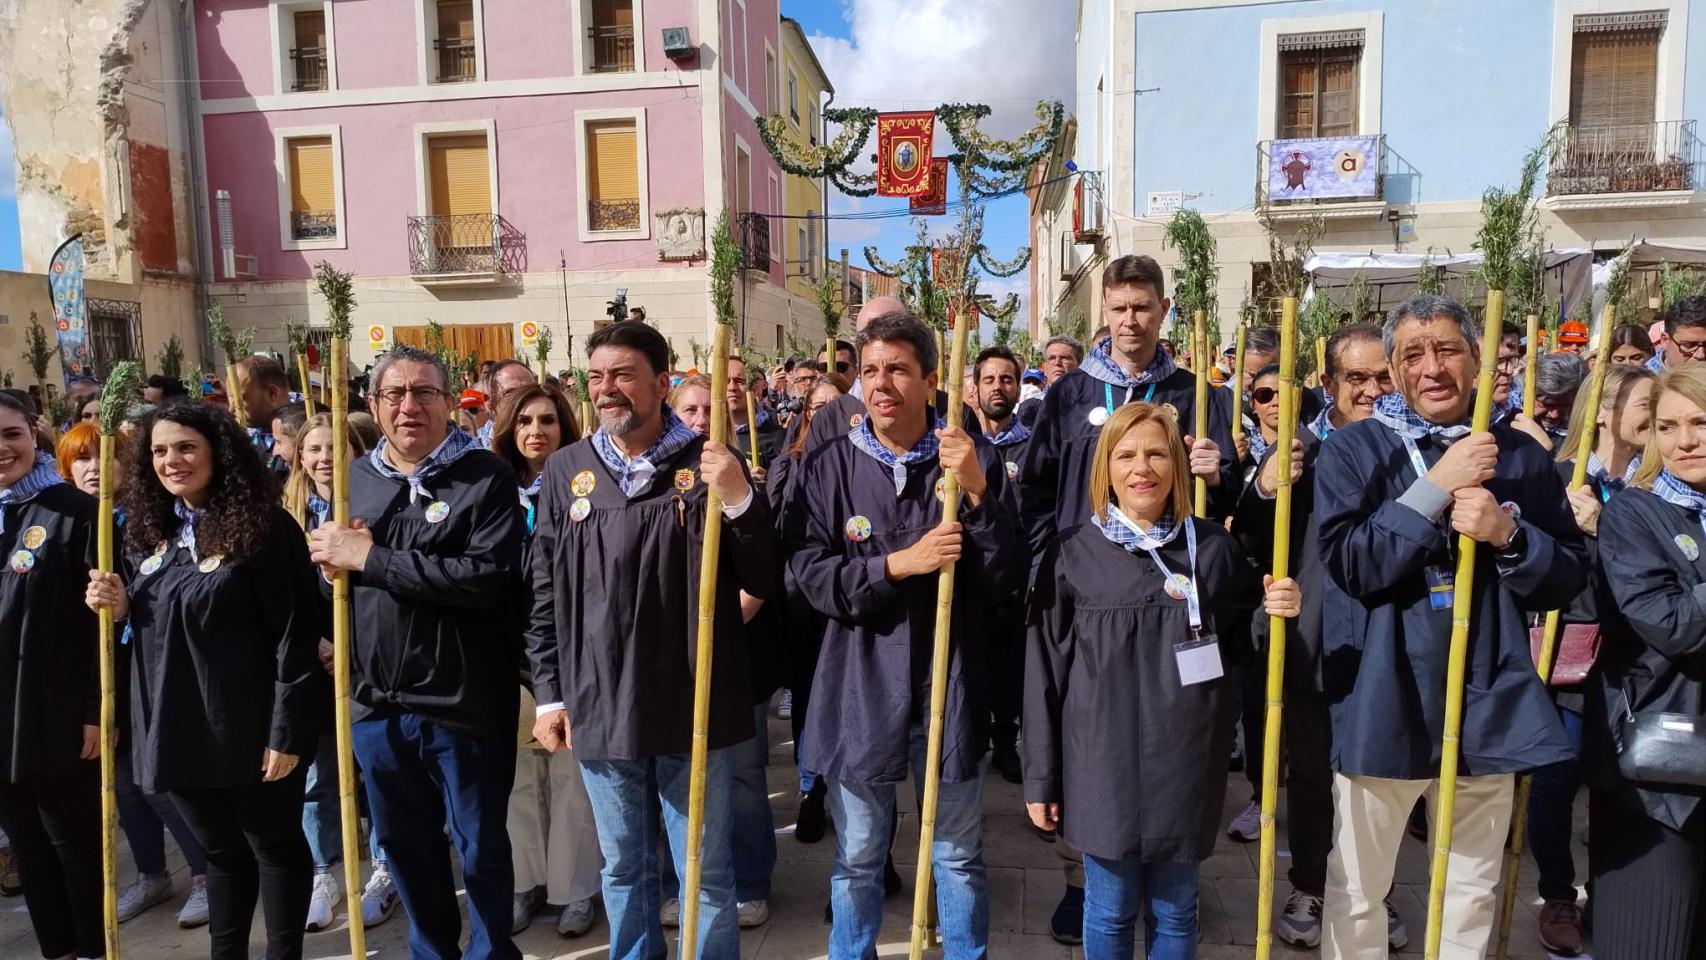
[571,470,597,497]
[1164,572,1191,601]
[1087,406,1110,427]
[139,555,163,576]
[153,540,169,556]
[845,515,873,542]
[20,526,47,551]
[935,476,948,503]
[8,549,34,574]
[198,555,223,574]
[674,469,695,492]
[1005,460,1019,481]
[1159,402,1180,424]
[1678,534,1700,562]
[425,500,451,524]
[849,413,865,428]
[1500,501,1522,521]
[569,497,592,523]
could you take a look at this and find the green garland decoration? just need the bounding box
[938,101,1065,174]
[864,245,912,277]
[756,107,878,180]
[975,245,1031,278]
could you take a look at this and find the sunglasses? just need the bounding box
[1251,387,1279,404]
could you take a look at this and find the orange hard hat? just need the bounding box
[1559,320,1590,346]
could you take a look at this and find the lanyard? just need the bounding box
[1112,512,1203,634]
[1401,437,1430,483]
[1102,381,1157,415]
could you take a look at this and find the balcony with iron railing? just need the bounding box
[588,24,635,73]
[290,46,327,91]
[738,212,770,270]
[1546,119,1702,207]
[434,36,477,82]
[406,214,526,284]
[589,198,641,232]
[1255,133,1388,219]
[291,209,338,241]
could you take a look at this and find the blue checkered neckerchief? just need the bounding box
[987,419,1031,448]
[735,406,773,434]
[0,452,64,537]
[519,472,544,533]
[1586,451,1641,494]
[476,419,495,450]
[1648,351,1669,374]
[849,408,946,497]
[1504,380,1525,421]
[369,427,482,504]
[307,492,331,529]
[174,499,204,562]
[1652,468,1706,514]
[592,405,699,499]
[1372,392,1479,441]
[1094,504,1181,552]
[1080,337,1178,391]
[1308,406,1336,441]
[1248,429,1271,463]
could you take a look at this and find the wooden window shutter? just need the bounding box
[428,135,491,218]
[1279,51,1319,140]
[438,0,474,40]
[1571,28,1659,126]
[586,121,639,203]
[294,9,325,50]
[288,137,335,213]
[1276,31,1363,139]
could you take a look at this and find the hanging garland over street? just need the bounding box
[757,106,879,181]
[975,246,1032,278]
[937,101,1066,174]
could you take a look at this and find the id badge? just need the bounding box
[1425,565,1455,612]
[1174,632,1224,687]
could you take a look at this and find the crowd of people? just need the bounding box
[3,254,1706,960]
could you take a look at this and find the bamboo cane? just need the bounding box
[97,431,121,960]
[327,335,367,960]
[1423,288,1511,960]
[744,366,759,470]
[680,325,732,960]
[1522,313,1540,421]
[935,328,947,388]
[827,336,837,370]
[1192,308,1210,518]
[1254,297,1300,959]
[581,398,595,436]
[297,352,317,416]
[1231,325,1249,446]
[1314,335,1327,388]
[1493,306,1616,960]
[910,315,973,960]
[225,360,247,427]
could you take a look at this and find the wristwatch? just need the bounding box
[1495,523,1525,556]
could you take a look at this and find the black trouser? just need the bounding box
[171,768,313,960]
[1282,690,1334,896]
[988,603,1025,752]
[0,761,104,959]
[1589,789,1706,960]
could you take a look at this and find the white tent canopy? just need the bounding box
[1301,249,1597,320]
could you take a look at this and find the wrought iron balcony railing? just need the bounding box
[290,46,327,91]
[589,198,641,232]
[434,36,477,82]
[291,209,338,240]
[588,24,635,73]
[738,212,770,270]
[1547,119,1700,196]
[406,214,526,276]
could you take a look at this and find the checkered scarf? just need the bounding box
[735,406,773,433]
[1651,468,1706,514]
[369,427,482,504]
[1586,451,1642,493]
[519,472,545,534]
[849,408,945,497]
[1308,406,1336,441]
[0,452,63,537]
[1081,337,1178,390]
[1647,351,1668,374]
[986,420,1031,448]
[306,492,331,530]
[1372,392,1476,441]
[1094,504,1181,552]
[174,500,204,562]
[592,405,699,499]
[1248,430,1270,463]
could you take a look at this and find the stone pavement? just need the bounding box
[0,706,1583,959]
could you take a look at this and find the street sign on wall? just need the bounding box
[1266,135,1379,200]
[1146,191,1183,218]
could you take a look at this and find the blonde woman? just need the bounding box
[1023,402,1296,960]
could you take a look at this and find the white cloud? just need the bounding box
[0,108,15,202]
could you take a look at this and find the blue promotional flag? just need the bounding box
[47,235,91,385]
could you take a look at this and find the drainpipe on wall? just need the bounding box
[176,0,215,365]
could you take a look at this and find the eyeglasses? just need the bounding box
[1674,338,1706,359]
[1495,354,1522,371]
[376,386,449,406]
[1251,387,1279,404]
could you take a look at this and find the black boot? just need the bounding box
[1050,884,1084,945]
[992,743,1023,784]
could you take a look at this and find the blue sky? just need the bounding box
[0,103,19,272]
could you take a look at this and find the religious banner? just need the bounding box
[46,235,91,384]
[1266,135,1380,201]
[877,112,935,197]
[910,158,951,215]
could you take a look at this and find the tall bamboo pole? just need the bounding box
[1314,335,1327,387]
[1493,306,1616,960]
[1423,288,1511,960]
[827,336,837,370]
[1254,297,1299,959]
[97,430,121,960]
[910,315,973,960]
[1231,325,1249,447]
[679,325,732,960]
[1192,308,1210,518]
[743,362,759,470]
[225,359,248,427]
[1522,313,1540,421]
[935,328,947,388]
[297,352,317,416]
[328,335,366,960]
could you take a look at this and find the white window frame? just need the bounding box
[570,0,647,75]
[808,102,818,143]
[1549,0,1688,127]
[733,135,753,214]
[765,43,779,116]
[796,224,808,274]
[416,0,487,86]
[724,0,748,93]
[787,66,799,125]
[270,0,338,96]
[574,107,651,242]
[274,124,347,251]
[413,119,500,222]
[1256,11,1383,142]
[767,169,781,265]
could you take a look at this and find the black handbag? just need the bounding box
[1617,697,1706,789]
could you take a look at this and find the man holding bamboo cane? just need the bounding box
[787,310,1021,960]
[727,356,783,478]
[1313,294,1588,959]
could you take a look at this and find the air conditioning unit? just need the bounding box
[1058,231,1076,281]
[1073,174,1105,241]
[661,27,694,61]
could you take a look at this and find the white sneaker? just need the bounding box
[1227,799,1262,843]
[737,899,770,928]
[1275,889,1322,948]
[557,897,596,937]
[775,690,793,720]
[360,866,400,928]
[177,875,210,928]
[661,896,681,928]
[305,870,341,932]
[1386,895,1409,950]
[116,873,173,923]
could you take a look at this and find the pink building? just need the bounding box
[191,0,823,369]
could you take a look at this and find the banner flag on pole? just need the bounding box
[910,158,950,215]
[47,235,91,385]
[877,112,936,197]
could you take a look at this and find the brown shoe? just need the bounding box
[1538,899,1584,956]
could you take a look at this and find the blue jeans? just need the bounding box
[581,749,739,960]
[661,705,777,903]
[1527,704,1584,903]
[826,724,987,960]
[1083,856,1201,960]
[350,714,519,960]
[115,754,207,877]
[302,735,343,870]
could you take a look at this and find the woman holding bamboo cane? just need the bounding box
[0,392,106,960]
[84,401,326,960]
[1583,364,1706,960]
[1024,400,1292,960]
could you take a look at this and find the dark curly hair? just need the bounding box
[122,402,280,560]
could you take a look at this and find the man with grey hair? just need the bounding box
[1529,351,1587,446]
[1313,293,1588,959]
[309,343,526,960]
[1040,335,1084,385]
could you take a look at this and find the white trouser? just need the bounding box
[506,745,603,904]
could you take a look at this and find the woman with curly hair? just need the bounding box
[84,401,328,960]
[0,392,105,960]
